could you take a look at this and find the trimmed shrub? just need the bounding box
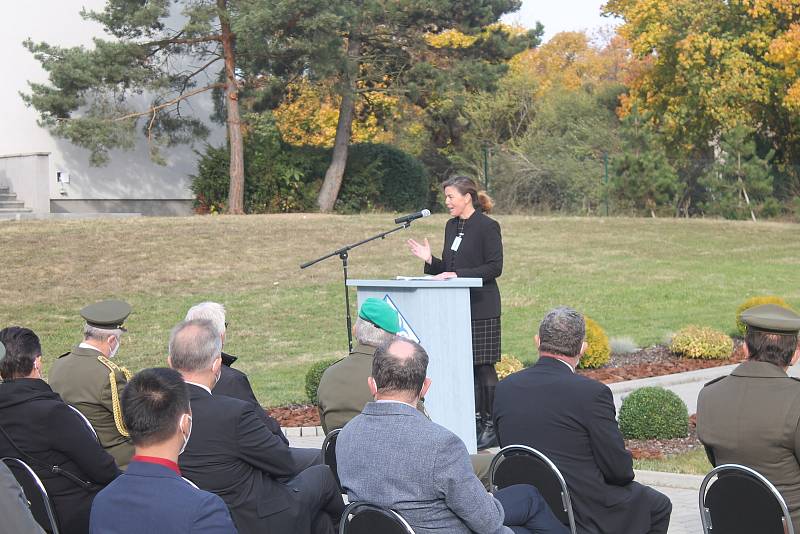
[619,387,689,440]
[304,358,339,406]
[735,296,792,335]
[496,354,524,380]
[670,326,733,359]
[578,317,611,369]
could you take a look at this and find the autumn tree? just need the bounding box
[21,0,256,213]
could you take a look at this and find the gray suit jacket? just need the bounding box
[0,462,44,534]
[336,401,511,534]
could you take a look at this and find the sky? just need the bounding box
[503,0,621,42]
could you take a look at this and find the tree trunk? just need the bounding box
[219,0,245,215]
[317,34,361,212]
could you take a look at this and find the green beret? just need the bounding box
[741,304,800,335]
[359,298,400,334]
[81,300,132,331]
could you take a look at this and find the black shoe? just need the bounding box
[477,421,498,450]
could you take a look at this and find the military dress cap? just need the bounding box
[358,298,400,334]
[741,304,800,334]
[81,300,132,330]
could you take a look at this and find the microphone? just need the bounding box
[395,209,431,225]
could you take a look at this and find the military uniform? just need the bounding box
[318,342,377,434]
[48,300,135,469]
[696,304,800,531]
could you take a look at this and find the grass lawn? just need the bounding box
[633,449,712,475]
[1,214,798,407]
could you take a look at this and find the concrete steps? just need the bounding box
[0,186,33,216]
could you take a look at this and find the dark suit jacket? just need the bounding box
[215,353,289,445]
[0,378,120,534]
[178,384,305,534]
[494,357,652,534]
[424,210,503,319]
[90,460,237,533]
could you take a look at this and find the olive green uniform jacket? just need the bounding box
[697,360,800,531]
[48,345,134,469]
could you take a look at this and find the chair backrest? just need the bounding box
[490,445,577,534]
[700,464,795,534]
[339,501,415,534]
[67,405,99,442]
[2,457,61,534]
[322,428,342,491]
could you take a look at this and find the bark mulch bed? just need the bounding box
[269,344,744,459]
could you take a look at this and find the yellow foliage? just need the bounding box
[578,317,612,369]
[273,79,399,147]
[671,326,733,360]
[496,354,524,380]
[426,29,479,49]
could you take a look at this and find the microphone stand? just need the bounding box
[300,221,412,352]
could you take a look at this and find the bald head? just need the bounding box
[371,337,429,396]
[168,319,222,373]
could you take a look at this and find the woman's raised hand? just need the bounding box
[407,238,432,264]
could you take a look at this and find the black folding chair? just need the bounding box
[700,463,794,534]
[322,428,342,491]
[2,457,60,534]
[339,501,415,534]
[489,445,577,534]
[67,405,99,442]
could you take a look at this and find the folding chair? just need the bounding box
[2,457,60,533]
[67,405,99,442]
[322,428,342,491]
[699,463,794,534]
[489,445,577,534]
[339,501,415,534]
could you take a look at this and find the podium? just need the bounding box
[346,278,482,453]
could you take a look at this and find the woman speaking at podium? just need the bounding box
[407,176,503,450]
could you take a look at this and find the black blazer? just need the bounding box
[493,358,653,534]
[178,384,306,534]
[215,353,289,445]
[0,378,120,534]
[424,210,503,320]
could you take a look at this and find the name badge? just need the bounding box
[451,235,463,252]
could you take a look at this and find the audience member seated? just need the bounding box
[336,337,568,534]
[0,459,45,534]
[318,299,494,488]
[48,300,135,468]
[0,327,120,534]
[185,301,319,471]
[90,367,237,533]
[697,304,800,531]
[169,319,345,534]
[493,307,672,534]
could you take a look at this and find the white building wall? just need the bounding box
[2,0,224,215]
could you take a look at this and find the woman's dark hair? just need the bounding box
[121,368,190,447]
[0,327,41,380]
[441,175,495,213]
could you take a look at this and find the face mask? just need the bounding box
[109,337,120,358]
[179,414,193,455]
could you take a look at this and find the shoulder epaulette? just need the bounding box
[703,375,726,388]
[97,355,131,438]
[58,351,71,358]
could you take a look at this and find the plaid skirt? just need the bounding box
[471,317,501,365]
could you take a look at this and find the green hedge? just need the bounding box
[618,387,688,440]
[192,114,430,214]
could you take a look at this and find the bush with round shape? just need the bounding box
[618,387,689,440]
[670,326,733,360]
[578,317,611,369]
[735,296,793,335]
[305,358,339,406]
[496,354,524,380]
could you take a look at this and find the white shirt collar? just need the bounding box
[78,342,102,353]
[555,358,575,373]
[376,399,417,409]
[185,381,212,394]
